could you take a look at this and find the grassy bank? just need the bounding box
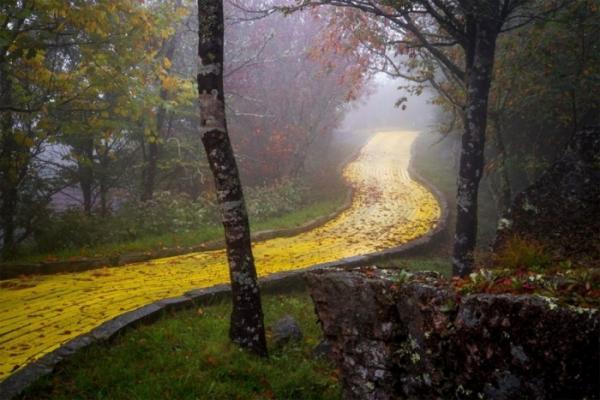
[5,195,347,265]
[18,292,341,400]
[377,256,452,277]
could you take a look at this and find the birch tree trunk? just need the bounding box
[197,0,267,356]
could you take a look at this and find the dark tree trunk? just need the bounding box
[197,0,267,357]
[452,21,499,277]
[490,121,512,216]
[141,9,180,202]
[0,185,17,259]
[99,183,108,216]
[0,64,17,258]
[99,146,110,217]
[141,139,158,201]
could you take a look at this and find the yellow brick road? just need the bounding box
[0,131,441,380]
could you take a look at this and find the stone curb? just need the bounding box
[0,135,449,399]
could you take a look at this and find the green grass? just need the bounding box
[19,292,341,400]
[249,197,345,232]
[376,256,452,277]
[6,196,346,265]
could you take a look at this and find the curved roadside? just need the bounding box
[0,147,363,281]
[0,131,448,399]
[0,190,356,280]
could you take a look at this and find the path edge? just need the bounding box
[0,133,449,399]
[0,148,362,281]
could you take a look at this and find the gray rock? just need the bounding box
[307,266,600,400]
[272,315,303,346]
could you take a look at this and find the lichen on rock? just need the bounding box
[307,266,599,400]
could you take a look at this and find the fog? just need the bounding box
[1,1,598,396]
[341,75,436,133]
[334,75,438,147]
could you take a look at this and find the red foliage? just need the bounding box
[223,3,372,183]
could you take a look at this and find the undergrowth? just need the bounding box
[7,183,346,264]
[453,236,600,308]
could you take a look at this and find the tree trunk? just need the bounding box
[0,185,17,259]
[197,0,267,357]
[141,138,158,201]
[452,22,498,277]
[141,8,180,202]
[491,121,512,216]
[99,146,110,217]
[0,64,16,258]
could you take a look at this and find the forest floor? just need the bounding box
[0,131,442,382]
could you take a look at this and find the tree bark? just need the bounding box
[452,20,499,277]
[0,63,17,258]
[141,138,158,202]
[490,120,512,216]
[99,144,110,217]
[197,0,267,356]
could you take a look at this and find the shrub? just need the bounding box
[30,179,313,255]
[494,235,553,271]
[33,191,219,252]
[245,179,308,219]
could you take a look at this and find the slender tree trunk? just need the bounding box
[452,22,499,277]
[491,121,512,216]
[0,185,17,259]
[0,64,17,258]
[197,0,267,356]
[141,138,158,201]
[99,183,107,216]
[99,147,109,217]
[141,6,181,202]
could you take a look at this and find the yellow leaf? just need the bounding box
[161,76,178,91]
[160,27,174,39]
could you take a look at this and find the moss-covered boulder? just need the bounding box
[307,266,599,400]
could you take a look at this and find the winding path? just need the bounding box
[0,131,441,380]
